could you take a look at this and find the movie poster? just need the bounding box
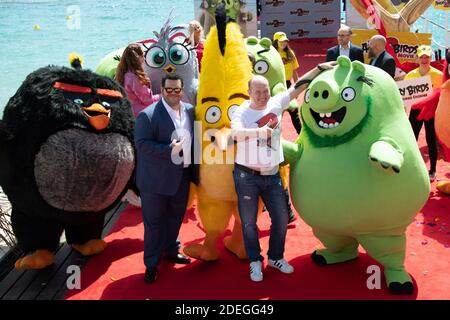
[351,29,432,63]
[434,0,450,10]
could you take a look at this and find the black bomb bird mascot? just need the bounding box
[0,66,135,269]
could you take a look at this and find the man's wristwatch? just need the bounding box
[317,64,326,72]
[294,79,312,89]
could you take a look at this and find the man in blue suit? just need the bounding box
[326,26,365,63]
[134,74,199,283]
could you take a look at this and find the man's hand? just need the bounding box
[317,61,338,71]
[170,138,184,156]
[288,61,338,102]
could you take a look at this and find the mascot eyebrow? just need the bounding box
[356,76,375,87]
[201,97,219,103]
[256,48,270,55]
[201,93,249,104]
[53,82,123,98]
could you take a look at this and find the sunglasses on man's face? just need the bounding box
[164,87,183,94]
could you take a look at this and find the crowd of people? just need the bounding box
[86,20,445,284]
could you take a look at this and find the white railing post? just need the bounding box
[446,11,449,48]
[424,9,429,34]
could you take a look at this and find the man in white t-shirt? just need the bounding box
[231,62,336,282]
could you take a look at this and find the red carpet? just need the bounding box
[66,39,450,300]
[65,113,450,300]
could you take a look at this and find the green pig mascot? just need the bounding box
[283,56,430,294]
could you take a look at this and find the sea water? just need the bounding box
[0,0,195,115]
[0,0,447,116]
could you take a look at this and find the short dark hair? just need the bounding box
[161,74,184,88]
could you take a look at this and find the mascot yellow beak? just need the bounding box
[82,103,111,130]
[164,64,176,73]
[211,127,233,152]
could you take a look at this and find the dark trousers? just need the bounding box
[286,80,302,134]
[141,168,190,269]
[409,109,437,173]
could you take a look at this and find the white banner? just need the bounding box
[397,76,433,114]
[260,0,341,39]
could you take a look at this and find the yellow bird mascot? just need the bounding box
[183,5,257,261]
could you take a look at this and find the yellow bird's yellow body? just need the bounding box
[183,22,258,261]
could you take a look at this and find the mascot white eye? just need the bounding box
[254,61,269,75]
[227,104,239,120]
[145,46,166,68]
[341,87,356,102]
[102,101,110,108]
[205,106,222,124]
[304,89,310,103]
[169,44,190,65]
[74,99,84,105]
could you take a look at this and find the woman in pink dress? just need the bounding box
[115,44,160,117]
[116,44,160,207]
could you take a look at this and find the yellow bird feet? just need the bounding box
[15,249,54,270]
[72,239,106,256]
[183,244,219,261]
[224,235,247,259]
[437,181,450,195]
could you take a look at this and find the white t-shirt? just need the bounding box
[231,91,291,175]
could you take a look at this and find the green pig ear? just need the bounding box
[337,55,351,68]
[246,36,258,45]
[259,37,272,49]
[352,60,366,74]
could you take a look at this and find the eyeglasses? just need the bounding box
[164,87,183,94]
[338,34,351,37]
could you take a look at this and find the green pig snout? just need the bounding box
[308,80,339,111]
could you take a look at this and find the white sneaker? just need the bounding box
[249,261,263,282]
[122,189,142,208]
[268,258,294,274]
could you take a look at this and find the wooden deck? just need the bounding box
[0,201,127,300]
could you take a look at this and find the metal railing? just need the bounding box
[416,9,449,51]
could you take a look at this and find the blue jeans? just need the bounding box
[233,166,289,262]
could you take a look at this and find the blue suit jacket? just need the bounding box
[134,99,199,196]
[326,44,365,63]
[370,51,396,79]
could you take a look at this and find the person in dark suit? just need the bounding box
[326,26,364,63]
[368,35,396,78]
[134,73,199,284]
